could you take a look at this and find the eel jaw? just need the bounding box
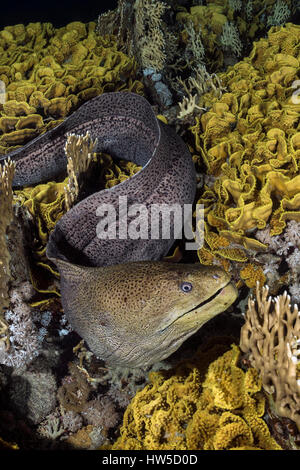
[160,280,238,334]
[183,280,235,316]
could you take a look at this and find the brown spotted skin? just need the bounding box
[53,259,237,368]
[1,93,161,187]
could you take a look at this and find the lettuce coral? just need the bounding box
[0,20,143,155]
[176,1,293,72]
[107,343,281,450]
[189,23,300,279]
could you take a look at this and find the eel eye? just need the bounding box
[212,274,220,279]
[180,281,193,293]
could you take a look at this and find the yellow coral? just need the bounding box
[190,23,300,271]
[240,263,266,288]
[108,344,281,450]
[14,180,67,297]
[176,1,291,73]
[0,20,143,155]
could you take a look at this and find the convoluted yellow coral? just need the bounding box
[190,23,300,276]
[108,343,281,450]
[0,21,143,155]
[176,1,293,72]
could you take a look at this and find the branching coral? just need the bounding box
[107,343,281,450]
[255,220,300,301]
[240,283,300,430]
[220,21,243,57]
[267,0,291,26]
[132,0,168,72]
[176,1,293,73]
[177,65,226,123]
[0,282,43,368]
[64,131,97,210]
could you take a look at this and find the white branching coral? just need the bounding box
[228,0,242,12]
[267,0,291,27]
[245,0,253,21]
[177,65,225,121]
[183,19,205,66]
[240,283,300,430]
[0,282,43,369]
[255,220,300,302]
[133,0,168,72]
[220,21,243,57]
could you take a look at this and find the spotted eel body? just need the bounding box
[16,92,195,267]
[1,92,238,367]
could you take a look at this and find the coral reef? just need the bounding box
[132,0,169,73]
[81,396,120,431]
[255,220,300,301]
[57,361,93,413]
[220,21,243,58]
[1,3,299,452]
[64,131,97,210]
[240,283,300,430]
[267,0,291,26]
[0,282,43,368]
[107,342,281,450]
[14,180,67,298]
[176,1,293,71]
[189,23,300,285]
[0,20,143,155]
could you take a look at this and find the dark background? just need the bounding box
[0,0,118,29]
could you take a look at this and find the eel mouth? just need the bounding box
[183,280,232,316]
[159,280,234,334]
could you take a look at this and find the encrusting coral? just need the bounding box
[240,282,300,431]
[106,342,281,450]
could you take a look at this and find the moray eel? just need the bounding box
[2,92,237,367]
[45,258,237,368]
